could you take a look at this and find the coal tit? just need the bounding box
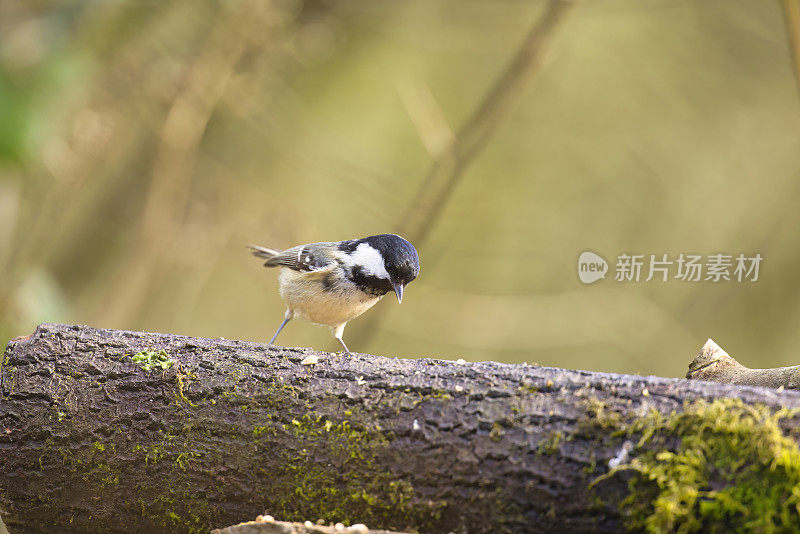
[248,233,420,353]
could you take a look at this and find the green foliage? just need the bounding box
[131,350,174,371]
[602,398,800,533]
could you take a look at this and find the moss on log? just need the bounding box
[3,324,800,533]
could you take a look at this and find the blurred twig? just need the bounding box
[400,0,575,248]
[783,0,800,97]
[98,6,257,326]
[350,0,575,350]
[396,75,455,159]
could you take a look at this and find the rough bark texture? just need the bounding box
[687,338,800,388]
[3,324,800,534]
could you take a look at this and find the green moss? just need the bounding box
[131,350,174,371]
[143,443,167,465]
[427,389,453,400]
[253,425,272,437]
[175,367,197,406]
[537,431,563,456]
[410,389,454,409]
[268,412,446,529]
[594,397,800,533]
[32,356,454,533]
[581,397,624,432]
[98,463,120,486]
[4,365,17,395]
[489,422,505,442]
[174,451,200,471]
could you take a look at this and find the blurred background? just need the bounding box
[1,0,799,379]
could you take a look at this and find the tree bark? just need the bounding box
[2,324,800,534]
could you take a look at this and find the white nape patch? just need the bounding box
[347,243,390,280]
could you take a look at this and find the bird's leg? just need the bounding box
[269,310,292,345]
[331,323,350,354]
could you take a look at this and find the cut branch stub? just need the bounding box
[686,338,800,389]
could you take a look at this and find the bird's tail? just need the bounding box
[247,245,281,266]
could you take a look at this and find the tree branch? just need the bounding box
[686,338,800,389]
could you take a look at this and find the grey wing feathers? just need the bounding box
[248,242,337,273]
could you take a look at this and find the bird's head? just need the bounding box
[339,234,420,302]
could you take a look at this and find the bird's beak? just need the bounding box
[392,283,404,303]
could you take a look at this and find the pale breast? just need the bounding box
[277,268,382,326]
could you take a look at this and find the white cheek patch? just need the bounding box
[348,243,390,280]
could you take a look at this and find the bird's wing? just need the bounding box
[261,242,338,277]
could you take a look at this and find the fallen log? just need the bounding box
[3,324,800,534]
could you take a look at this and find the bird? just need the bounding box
[248,233,420,353]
